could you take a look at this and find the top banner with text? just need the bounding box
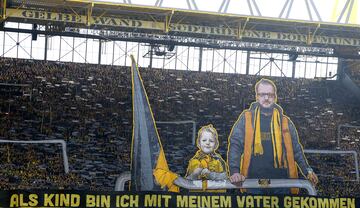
[6,8,360,48]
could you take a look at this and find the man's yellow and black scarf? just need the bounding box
[253,106,287,168]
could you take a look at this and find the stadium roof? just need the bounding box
[2,0,360,57]
[6,0,360,36]
[12,0,358,23]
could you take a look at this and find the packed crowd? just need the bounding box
[0,58,359,196]
[345,59,360,86]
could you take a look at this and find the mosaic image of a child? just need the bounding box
[185,124,228,184]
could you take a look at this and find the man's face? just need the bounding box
[256,83,276,109]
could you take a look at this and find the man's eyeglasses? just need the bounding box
[257,93,276,98]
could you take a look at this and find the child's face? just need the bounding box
[199,131,216,154]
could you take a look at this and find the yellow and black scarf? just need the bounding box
[253,106,286,168]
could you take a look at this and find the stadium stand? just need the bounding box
[0,58,359,196]
[346,60,360,86]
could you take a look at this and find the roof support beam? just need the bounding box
[237,17,249,40]
[309,0,322,21]
[2,0,26,22]
[165,10,174,33]
[87,2,94,26]
[336,0,357,23]
[4,27,351,58]
[337,0,351,23]
[305,0,314,21]
[65,4,82,24]
[286,0,295,18]
[304,0,322,21]
[218,0,226,13]
[223,0,231,13]
[252,0,261,16]
[218,0,231,13]
[345,0,355,23]
[279,0,291,18]
[190,0,198,10]
[307,23,321,45]
[247,0,254,16]
[2,0,6,20]
[247,0,261,16]
[155,0,164,7]
[280,0,321,21]
[186,0,198,10]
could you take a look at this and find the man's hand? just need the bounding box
[230,173,246,183]
[307,171,318,186]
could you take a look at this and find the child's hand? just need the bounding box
[201,168,210,176]
[201,168,228,181]
[200,168,210,180]
[186,168,203,180]
[192,168,203,176]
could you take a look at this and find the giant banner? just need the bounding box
[6,8,360,47]
[1,190,359,208]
